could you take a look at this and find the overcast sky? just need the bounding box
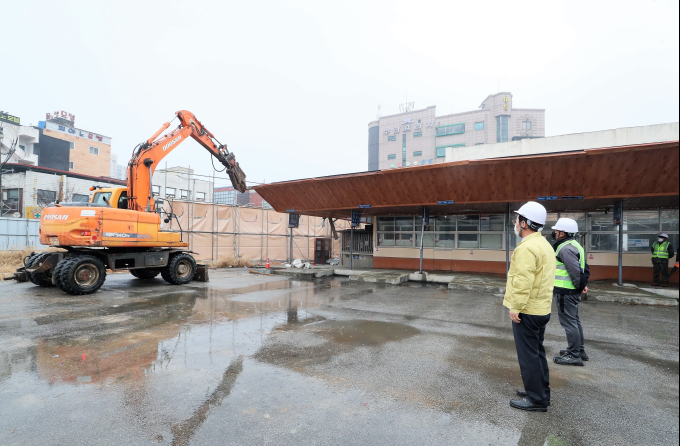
[4,0,679,187]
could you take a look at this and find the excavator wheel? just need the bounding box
[26,252,56,288]
[55,255,107,295]
[161,253,196,285]
[53,257,71,292]
[130,268,161,280]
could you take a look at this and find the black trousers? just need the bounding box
[557,294,584,357]
[652,260,669,283]
[512,313,551,407]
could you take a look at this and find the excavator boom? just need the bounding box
[127,110,247,212]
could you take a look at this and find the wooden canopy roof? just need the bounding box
[254,141,679,218]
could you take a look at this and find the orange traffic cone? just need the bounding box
[266,258,270,269]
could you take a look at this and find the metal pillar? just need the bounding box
[506,203,511,274]
[618,200,624,286]
[419,208,426,273]
[350,225,354,270]
[289,226,293,264]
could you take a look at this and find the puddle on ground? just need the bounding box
[313,320,421,347]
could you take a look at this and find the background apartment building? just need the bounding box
[38,111,112,178]
[367,92,545,171]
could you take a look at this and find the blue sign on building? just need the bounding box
[437,200,455,205]
[537,196,559,201]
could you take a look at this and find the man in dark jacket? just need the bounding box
[551,218,589,366]
[664,246,679,284]
[652,233,674,287]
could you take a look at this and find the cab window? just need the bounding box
[92,192,112,205]
[117,191,128,209]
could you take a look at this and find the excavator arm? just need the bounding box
[127,110,246,212]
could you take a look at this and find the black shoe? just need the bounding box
[661,282,669,287]
[652,283,661,287]
[580,350,589,361]
[554,354,584,366]
[510,398,548,412]
[516,389,550,406]
[559,349,568,356]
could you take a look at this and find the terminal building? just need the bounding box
[258,122,679,284]
[368,92,545,171]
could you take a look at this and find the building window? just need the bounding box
[436,147,445,157]
[402,134,406,165]
[413,131,422,137]
[165,187,176,198]
[69,161,74,170]
[72,194,89,202]
[436,123,465,136]
[70,142,75,150]
[180,189,190,199]
[522,121,533,130]
[475,143,484,145]
[496,116,509,142]
[474,122,484,131]
[152,185,161,197]
[377,214,507,250]
[1,188,22,216]
[37,189,57,206]
[388,135,396,141]
[387,154,396,160]
[196,192,206,202]
[413,151,422,157]
[89,146,99,155]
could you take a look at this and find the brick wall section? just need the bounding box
[43,129,111,178]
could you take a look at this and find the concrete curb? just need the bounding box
[447,283,506,295]
[248,268,334,278]
[349,273,409,285]
[584,294,678,306]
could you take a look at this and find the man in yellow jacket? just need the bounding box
[504,201,556,412]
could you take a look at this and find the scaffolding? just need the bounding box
[163,200,349,262]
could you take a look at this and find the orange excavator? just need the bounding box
[9,110,246,295]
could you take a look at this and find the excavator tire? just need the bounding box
[161,253,196,285]
[27,252,56,288]
[130,268,161,280]
[53,258,70,292]
[56,255,107,295]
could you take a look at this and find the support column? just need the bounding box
[618,200,624,286]
[419,207,426,273]
[506,203,511,274]
[350,225,354,270]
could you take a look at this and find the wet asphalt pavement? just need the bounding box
[0,269,678,446]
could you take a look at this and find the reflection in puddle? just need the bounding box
[315,320,421,347]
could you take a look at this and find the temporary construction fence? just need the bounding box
[163,200,351,262]
[0,217,41,250]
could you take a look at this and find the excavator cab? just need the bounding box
[90,187,128,209]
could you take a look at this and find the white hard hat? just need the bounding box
[514,201,547,225]
[659,233,669,238]
[552,218,579,234]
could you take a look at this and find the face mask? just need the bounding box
[514,226,521,238]
[658,238,664,242]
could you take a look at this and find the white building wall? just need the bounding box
[153,168,213,202]
[0,123,39,165]
[2,171,123,210]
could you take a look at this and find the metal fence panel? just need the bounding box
[0,217,42,250]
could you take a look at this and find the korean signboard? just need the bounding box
[44,122,112,145]
[46,111,75,122]
[0,112,20,125]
